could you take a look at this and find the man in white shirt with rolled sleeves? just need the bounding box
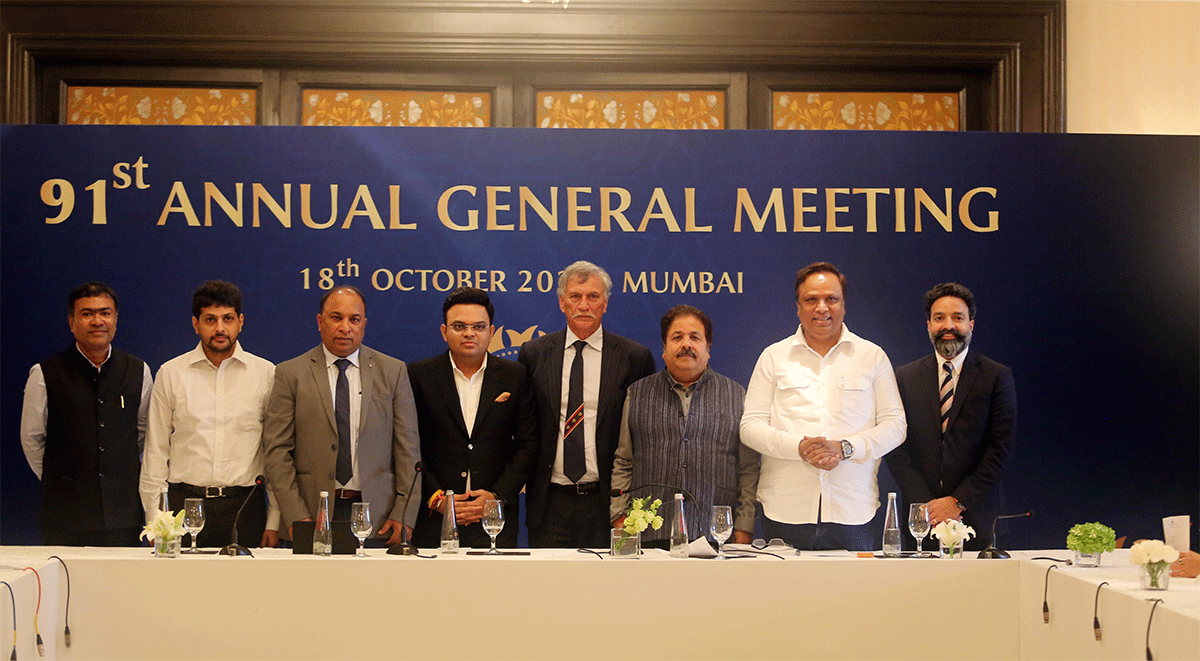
[740,262,906,551]
[140,280,280,548]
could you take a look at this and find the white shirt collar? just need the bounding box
[75,342,112,368]
[791,323,853,355]
[186,341,247,368]
[566,325,604,352]
[449,350,488,379]
[942,345,970,374]
[322,344,360,368]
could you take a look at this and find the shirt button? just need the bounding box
[98,398,103,404]
[99,446,105,452]
[468,444,474,450]
[331,444,337,452]
[460,471,467,478]
[99,421,106,428]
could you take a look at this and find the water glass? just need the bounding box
[183,498,205,553]
[350,502,373,557]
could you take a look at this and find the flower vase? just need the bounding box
[1140,562,1170,590]
[939,542,963,559]
[155,536,181,558]
[610,529,640,558]
[1074,551,1102,568]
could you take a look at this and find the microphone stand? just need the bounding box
[220,476,265,557]
[387,461,424,556]
[977,510,1034,559]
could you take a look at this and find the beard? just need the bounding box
[931,328,970,359]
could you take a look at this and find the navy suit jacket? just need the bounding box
[407,352,538,548]
[517,328,656,531]
[887,351,1017,547]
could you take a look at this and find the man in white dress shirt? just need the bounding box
[740,262,906,551]
[140,281,280,548]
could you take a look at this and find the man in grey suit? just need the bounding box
[263,286,421,546]
[518,261,656,548]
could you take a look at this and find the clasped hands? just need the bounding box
[798,436,842,471]
[438,488,497,526]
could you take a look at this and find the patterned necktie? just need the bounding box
[940,362,954,434]
[334,358,353,485]
[563,340,587,483]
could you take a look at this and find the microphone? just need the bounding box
[611,483,696,504]
[219,475,265,557]
[977,510,1033,559]
[387,461,424,556]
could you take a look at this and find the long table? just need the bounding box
[0,546,1195,660]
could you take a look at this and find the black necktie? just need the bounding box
[335,358,353,485]
[563,340,587,483]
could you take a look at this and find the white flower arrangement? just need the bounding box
[931,519,975,556]
[1130,539,1179,589]
[140,509,186,543]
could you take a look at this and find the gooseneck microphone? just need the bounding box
[977,510,1034,559]
[611,484,696,503]
[219,475,265,557]
[387,461,424,556]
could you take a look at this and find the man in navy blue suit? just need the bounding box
[887,283,1017,551]
[518,261,656,548]
[407,287,539,549]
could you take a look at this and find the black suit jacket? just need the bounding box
[407,353,539,548]
[517,328,656,531]
[887,351,1017,547]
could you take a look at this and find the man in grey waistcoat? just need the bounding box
[610,305,760,547]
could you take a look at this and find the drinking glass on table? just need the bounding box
[350,502,373,557]
[711,506,733,559]
[909,503,930,557]
[482,500,505,555]
[183,498,205,553]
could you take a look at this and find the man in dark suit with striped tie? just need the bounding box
[518,261,657,548]
[886,283,1017,550]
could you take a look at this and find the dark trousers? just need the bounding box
[763,517,873,551]
[42,527,141,547]
[528,488,609,548]
[168,484,266,549]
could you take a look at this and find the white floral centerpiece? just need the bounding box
[141,509,186,557]
[615,497,663,554]
[1129,539,1179,590]
[931,519,975,558]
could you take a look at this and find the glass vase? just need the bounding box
[1073,550,1102,568]
[1140,562,1170,590]
[939,541,963,559]
[610,529,640,558]
[155,536,181,558]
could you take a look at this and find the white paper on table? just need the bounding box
[1163,515,1190,552]
[688,537,718,558]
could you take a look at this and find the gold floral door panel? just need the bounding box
[773,92,959,131]
[536,90,725,129]
[66,87,256,125]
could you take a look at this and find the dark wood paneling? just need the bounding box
[1,1,1064,130]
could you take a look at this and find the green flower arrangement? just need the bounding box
[616,497,663,552]
[1066,522,1116,554]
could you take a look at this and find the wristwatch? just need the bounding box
[840,440,854,459]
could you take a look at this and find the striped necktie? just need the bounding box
[940,362,954,434]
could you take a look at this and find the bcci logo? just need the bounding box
[489,325,546,359]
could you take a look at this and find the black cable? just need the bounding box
[575,548,605,559]
[725,547,786,560]
[1092,581,1108,641]
[45,558,69,648]
[1145,598,1163,661]
[1,580,16,660]
[1042,564,1058,624]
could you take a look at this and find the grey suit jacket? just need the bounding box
[263,344,421,536]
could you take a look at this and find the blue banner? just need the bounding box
[2,126,1197,548]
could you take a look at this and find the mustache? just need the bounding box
[674,347,698,358]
